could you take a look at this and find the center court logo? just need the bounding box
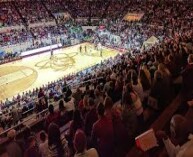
[35,52,77,71]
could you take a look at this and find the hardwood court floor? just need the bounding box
[0,43,119,101]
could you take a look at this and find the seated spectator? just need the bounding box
[48,123,69,157]
[91,103,114,157]
[39,131,49,157]
[73,129,99,157]
[6,129,23,157]
[157,115,193,157]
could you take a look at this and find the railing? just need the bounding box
[0,76,103,137]
[0,108,48,137]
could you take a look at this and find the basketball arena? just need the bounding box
[0,1,193,157]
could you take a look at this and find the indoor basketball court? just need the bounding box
[0,43,119,101]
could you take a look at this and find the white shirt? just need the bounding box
[65,97,75,111]
[132,83,144,102]
[163,134,193,157]
[39,140,49,157]
[74,148,99,157]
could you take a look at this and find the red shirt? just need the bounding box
[46,112,59,128]
[91,116,114,157]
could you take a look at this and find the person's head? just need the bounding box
[132,73,138,85]
[125,83,134,93]
[94,89,100,97]
[48,104,54,114]
[48,123,61,146]
[73,129,87,153]
[170,114,185,138]
[188,54,193,64]
[142,65,148,71]
[169,114,193,145]
[154,71,162,82]
[73,110,82,122]
[27,136,36,148]
[83,95,89,106]
[23,126,32,141]
[139,69,146,80]
[59,100,65,111]
[7,129,16,140]
[88,98,95,108]
[39,131,47,142]
[158,63,170,75]
[76,87,81,92]
[104,96,113,111]
[97,103,105,117]
[85,85,89,91]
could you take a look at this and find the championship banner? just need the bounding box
[123,12,144,21]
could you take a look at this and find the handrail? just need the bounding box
[126,92,183,157]
[0,108,48,137]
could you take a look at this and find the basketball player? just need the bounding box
[85,45,87,54]
[98,42,102,57]
[79,45,82,53]
[50,48,54,59]
[100,49,102,57]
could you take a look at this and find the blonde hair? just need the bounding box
[7,129,16,139]
[158,63,171,76]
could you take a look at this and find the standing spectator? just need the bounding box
[132,73,144,102]
[151,71,167,109]
[39,131,49,157]
[46,105,59,129]
[72,87,82,107]
[139,68,151,99]
[182,54,193,98]
[122,84,144,124]
[24,136,41,157]
[84,98,98,137]
[91,103,114,157]
[73,129,99,157]
[67,110,84,147]
[48,123,69,157]
[6,129,23,157]
[58,100,67,126]
[156,115,193,157]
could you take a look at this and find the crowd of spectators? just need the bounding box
[3,47,193,157]
[0,2,22,27]
[15,1,54,24]
[0,28,32,46]
[45,0,67,14]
